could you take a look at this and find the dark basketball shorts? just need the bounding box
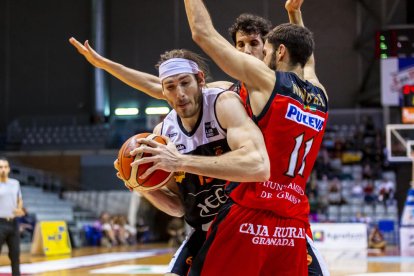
[307,234,330,276]
[167,227,207,276]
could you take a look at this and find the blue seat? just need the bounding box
[83,225,102,246]
[378,219,394,232]
[377,219,397,245]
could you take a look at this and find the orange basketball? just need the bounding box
[117,133,173,191]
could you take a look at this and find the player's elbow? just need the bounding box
[175,206,185,217]
[260,151,271,181]
[169,209,185,218]
[191,31,204,45]
[263,164,271,181]
[191,27,211,44]
[256,162,270,182]
[250,154,270,182]
[247,165,269,182]
[168,204,185,217]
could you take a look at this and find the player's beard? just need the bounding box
[178,86,203,119]
[269,51,277,71]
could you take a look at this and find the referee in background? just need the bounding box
[0,157,24,276]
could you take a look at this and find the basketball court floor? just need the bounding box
[0,243,413,275]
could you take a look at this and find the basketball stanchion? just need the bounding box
[385,125,414,256]
[400,153,414,256]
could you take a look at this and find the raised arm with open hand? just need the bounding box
[283,1,327,96]
[69,37,234,99]
[69,37,164,99]
[285,0,304,27]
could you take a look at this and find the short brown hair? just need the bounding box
[265,23,314,68]
[228,14,272,44]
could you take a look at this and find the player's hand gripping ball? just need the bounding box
[117,133,174,191]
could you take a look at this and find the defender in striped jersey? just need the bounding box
[180,0,329,275]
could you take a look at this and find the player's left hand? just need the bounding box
[114,158,150,192]
[285,0,304,12]
[114,159,128,182]
[130,137,180,179]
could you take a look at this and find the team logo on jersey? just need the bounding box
[196,187,228,217]
[205,121,219,138]
[285,103,325,132]
[167,132,178,138]
[176,144,186,151]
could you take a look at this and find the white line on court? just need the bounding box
[0,249,171,274]
[90,265,170,274]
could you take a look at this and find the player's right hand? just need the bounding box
[69,37,106,69]
[130,136,180,179]
[285,0,304,13]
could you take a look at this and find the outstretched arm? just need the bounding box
[131,92,270,182]
[183,0,275,99]
[69,37,164,99]
[284,0,327,96]
[70,37,234,99]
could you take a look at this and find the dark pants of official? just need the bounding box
[0,218,21,276]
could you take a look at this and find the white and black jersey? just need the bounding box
[161,87,231,230]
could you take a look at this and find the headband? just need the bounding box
[159,58,200,81]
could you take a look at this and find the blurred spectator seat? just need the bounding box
[377,219,398,245]
[83,225,103,246]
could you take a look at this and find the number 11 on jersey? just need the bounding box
[286,133,314,177]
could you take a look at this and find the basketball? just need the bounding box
[117,133,174,191]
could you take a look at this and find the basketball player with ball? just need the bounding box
[116,49,270,276]
[71,1,328,274]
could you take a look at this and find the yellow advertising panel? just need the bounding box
[31,221,71,256]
